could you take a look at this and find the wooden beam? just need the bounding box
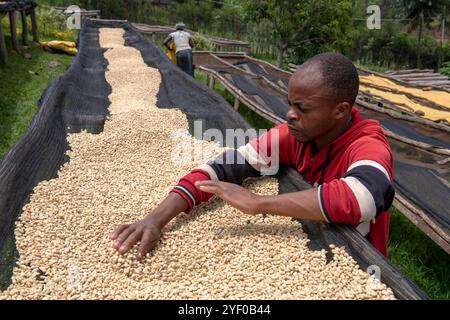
[208,75,215,89]
[393,73,445,79]
[0,20,7,64]
[396,74,449,80]
[437,157,450,165]
[383,127,450,157]
[30,7,39,42]
[198,66,284,124]
[20,10,28,47]
[9,11,19,52]
[393,194,450,254]
[388,69,435,75]
[233,97,240,111]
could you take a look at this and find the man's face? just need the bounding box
[286,67,340,143]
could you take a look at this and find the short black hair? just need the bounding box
[299,52,359,106]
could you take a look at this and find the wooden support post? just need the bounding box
[9,11,20,52]
[208,75,215,89]
[151,32,156,43]
[233,96,240,111]
[30,7,39,42]
[0,18,8,64]
[205,74,210,86]
[20,10,28,47]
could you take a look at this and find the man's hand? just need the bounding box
[195,180,261,215]
[111,192,189,260]
[111,218,160,261]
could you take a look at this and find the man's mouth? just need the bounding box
[288,125,301,134]
[288,124,308,140]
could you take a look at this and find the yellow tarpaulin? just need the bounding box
[40,40,78,56]
[360,84,450,122]
[359,74,450,110]
[166,41,176,64]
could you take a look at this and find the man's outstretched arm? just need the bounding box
[111,124,290,259]
[111,192,188,260]
[196,180,325,221]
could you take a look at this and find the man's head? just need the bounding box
[287,52,359,145]
[175,22,186,31]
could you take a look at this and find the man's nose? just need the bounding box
[286,107,299,121]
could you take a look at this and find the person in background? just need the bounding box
[164,22,194,76]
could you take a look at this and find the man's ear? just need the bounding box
[335,102,351,120]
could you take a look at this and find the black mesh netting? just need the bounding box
[0,0,36,12]
[234,60,289,90]
[0,19,427,299]
[220,72,289,119]
[394,161,450,228]
[0,2,16,12]
[0,21,111,290]
[360,115,450,149]
[205,56,450,151]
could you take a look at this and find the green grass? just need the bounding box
[388,207,450,299]
[0,29,75,160]
[194,66,450,301]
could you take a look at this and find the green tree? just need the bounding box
[174,0,215,31]
[242,0,353,67]
[403,0,445,68]
[212,1,245,39]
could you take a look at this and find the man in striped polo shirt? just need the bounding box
[111,52,395,260]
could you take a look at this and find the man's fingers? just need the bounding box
[111,224,128,240]
[113,226,135,250]
[136,230,159,260]
[118,230,142,254]
[197,185,218,193]
[195,180,221,187]
[196,180,224,194]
